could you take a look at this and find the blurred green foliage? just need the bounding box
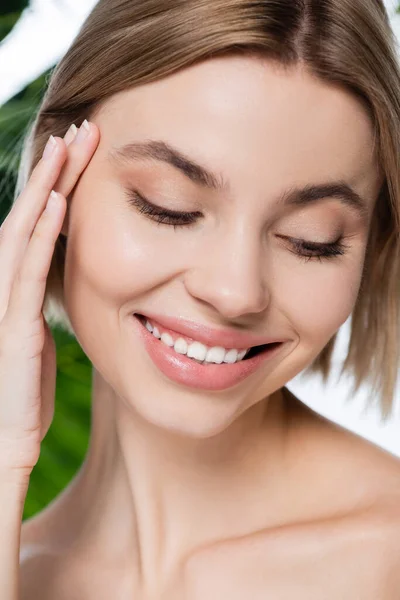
[0,0,28,16]
[0,1,91,520]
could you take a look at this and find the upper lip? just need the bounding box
[135,311,285,349]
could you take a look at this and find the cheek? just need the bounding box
[272,254,365,343]
[63,193,179,306]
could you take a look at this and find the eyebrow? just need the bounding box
[109,139,369,220]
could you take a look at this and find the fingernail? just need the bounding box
[64,123,78,146]
[75,119,90,144]
[42,135,57,160]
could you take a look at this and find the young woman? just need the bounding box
[1,0,400,598]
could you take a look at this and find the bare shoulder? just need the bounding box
[185,485,400,600]
[184,509,400,599]
[284,387,400,500]
[185,392,400,598]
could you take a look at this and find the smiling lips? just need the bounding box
[138,315,251,364]
[134,311,284,350]
[131,313,286,391]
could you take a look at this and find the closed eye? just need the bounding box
[124,188,350,262]
[124,188,201,229]
[277,235,349,263]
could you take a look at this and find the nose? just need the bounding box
[183,229,270,320]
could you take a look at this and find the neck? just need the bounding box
[55,368,292,591]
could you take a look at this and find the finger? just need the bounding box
[1,136,67,244]
[0,138,67,321]
[6,191,66,325]
[63,123,78,147]
[2,120,97,246]
[52,120,99,199]
[0,125,75,247]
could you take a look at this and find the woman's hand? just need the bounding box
[0,119,100,483]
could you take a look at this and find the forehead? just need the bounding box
[95,56,380,197]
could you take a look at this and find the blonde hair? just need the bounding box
[14,0,400,418]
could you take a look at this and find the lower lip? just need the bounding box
[131,314,284,391]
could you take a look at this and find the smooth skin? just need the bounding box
[1,56,400,599]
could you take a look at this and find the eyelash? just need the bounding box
[125,189,349,263]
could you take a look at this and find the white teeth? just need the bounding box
[223,349,238,364]
[174,337,188,355]
[187,341,207,361]
[160,332,174,347]
[204,346,225,364]
[143,318,251,364]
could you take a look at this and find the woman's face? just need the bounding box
[62,55,382,436]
